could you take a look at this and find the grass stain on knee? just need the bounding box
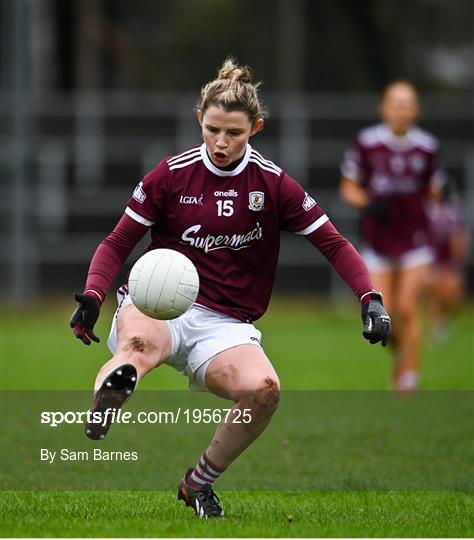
[128,336,145,352]
[259,377,280,409]
[243,381,280,434]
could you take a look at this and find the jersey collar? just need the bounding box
[200,143,252,176]
[377,123,418,151]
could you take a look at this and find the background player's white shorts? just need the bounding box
[362,245,435,273]
[107,291,263,392]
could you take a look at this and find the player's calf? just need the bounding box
[85,364,137,440]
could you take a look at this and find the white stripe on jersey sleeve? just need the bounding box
[250,150,282,174]
[249,158,281,175]
[295,214,329,235]
[125,207,155,226]
[167,149,201,166]
[167,147,201,165]
[169,155,202,170]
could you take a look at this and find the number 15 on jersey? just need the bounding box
[216,200,234,217]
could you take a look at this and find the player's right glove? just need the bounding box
[70,292,101,345]
[360,291,391,347]
[366,199,390,223]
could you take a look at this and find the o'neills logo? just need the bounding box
[214,189,238,197]
[181,223,263,253]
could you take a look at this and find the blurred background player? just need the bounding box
[339,80,446,392]
[427,177,469,343]
[70,59,391,518]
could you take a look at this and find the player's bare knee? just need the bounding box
[121,336,159,371]
[250,376,280,416]
[127,335,147,352]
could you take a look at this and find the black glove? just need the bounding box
[70,292,101,345]
[366,199,390,223]
[361,292,391,347]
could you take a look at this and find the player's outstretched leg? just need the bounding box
[85,364,137,440]
[85,303,172,440]
[177,344,280,518]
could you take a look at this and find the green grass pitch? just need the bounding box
[1,297,473,537]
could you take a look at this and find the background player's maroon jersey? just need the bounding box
[341,123,445,257]
[125,143,328,321]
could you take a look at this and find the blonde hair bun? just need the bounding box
[198,58,267,122]
[218,58,253,84]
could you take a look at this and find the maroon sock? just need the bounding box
[186,452,226,489]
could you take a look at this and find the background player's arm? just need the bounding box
[340,175,389,223]
[339,140,370,210]
[340,176,370,209]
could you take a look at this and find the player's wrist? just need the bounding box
[83,289,104,304]
[360,290,383,305]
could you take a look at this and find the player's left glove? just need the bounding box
[70,292,101,345]
[360,291,391,347]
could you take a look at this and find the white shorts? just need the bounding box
[107,291,263,392]
[362,246,435,273]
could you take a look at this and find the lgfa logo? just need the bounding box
[179,194,204,205]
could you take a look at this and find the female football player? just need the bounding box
[340,80,445,392]
[71,59,391,518]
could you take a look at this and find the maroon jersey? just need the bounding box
[125,143,328,321]
[341,123,445,257]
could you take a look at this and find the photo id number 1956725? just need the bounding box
[183,408,251,424]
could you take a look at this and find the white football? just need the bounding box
[128,249,199,320]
